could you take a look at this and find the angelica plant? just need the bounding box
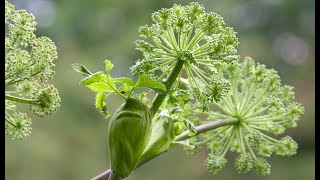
[5,1,60,140]
[72,2,303,180]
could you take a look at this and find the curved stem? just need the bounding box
[174,118,238,141]
[91,169,111,180]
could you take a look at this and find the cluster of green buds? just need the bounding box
[5,1,60,140]
[131,2,239,109]
[182,57,304,175]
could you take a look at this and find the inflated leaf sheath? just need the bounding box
[140,118,176,162]
[108,98,152,178]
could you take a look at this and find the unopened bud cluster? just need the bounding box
[131,2,239,109]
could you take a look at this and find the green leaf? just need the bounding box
[114,77,135,86]
[72,63,92,76]
[183,119,197,136]
[117,85,132,96]
[80,72,116,93]
[95,92,110,118]
[79,71,103,85]
[105,59,113,72]
[171,106,184,114]
[135,74,166,93]
[85,82,115,93]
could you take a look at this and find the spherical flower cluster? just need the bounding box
[186,57,303,175]
[131,2,239,107]
[30,85,61,117]
[5,111,32,140]
[5,1,60,140]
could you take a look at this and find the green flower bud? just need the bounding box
[246,130,262,149]
[257,143,274,157]
[30,85,61,117]
[108,98,152,178]
[274,136,298,156]
[278,85,295,102]
[254,158,271,176]
[205,153,228,174]
[235,153,253,173]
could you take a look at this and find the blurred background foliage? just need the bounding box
[5,0,314,180]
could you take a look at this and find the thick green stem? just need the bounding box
[150,59,184,116]
[108,171,123,180]
[5,94,38,105]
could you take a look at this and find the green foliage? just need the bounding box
[80,71,117,93]
[72,63,93,76]
[135,74,167,93]
[95,92,109,118]
[5,1,60,140]
[73,60,169,116]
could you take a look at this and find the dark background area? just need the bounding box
[5,0,314,179]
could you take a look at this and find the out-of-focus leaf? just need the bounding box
[72,63,92,76]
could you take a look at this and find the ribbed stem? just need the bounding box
[150,59,184,116]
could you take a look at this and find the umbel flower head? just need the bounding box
[5,111,32,140]
[5,1,60,140]
[185,57,304,175]
[131,2,239,107]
